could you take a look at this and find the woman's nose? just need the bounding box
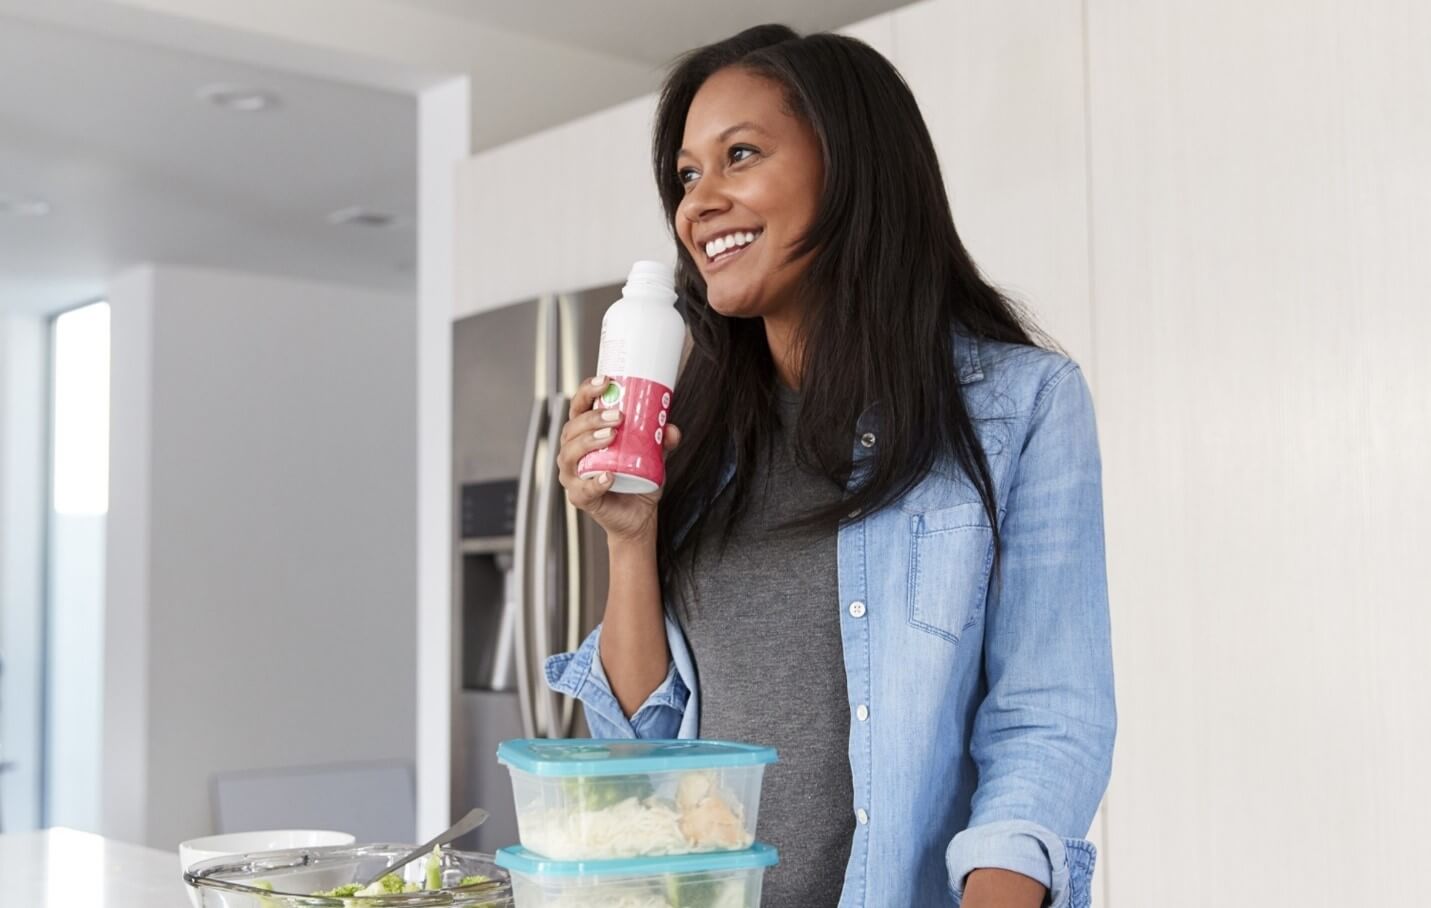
[680,175,731,224]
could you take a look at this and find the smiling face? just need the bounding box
[675,67,825,321]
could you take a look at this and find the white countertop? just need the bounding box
[3,827,189,907]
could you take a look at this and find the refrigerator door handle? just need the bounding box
[532,393,570,738]
[553,294,585,740]
[511,395,547,740]
[556,393,584,739]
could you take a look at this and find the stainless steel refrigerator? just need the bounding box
[450,289,619,853]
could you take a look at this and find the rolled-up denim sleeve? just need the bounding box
[544,622,690,739]
[946,363,1117,908]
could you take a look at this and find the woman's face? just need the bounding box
[675,67,824,321]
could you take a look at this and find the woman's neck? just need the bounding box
[762,310,804,390]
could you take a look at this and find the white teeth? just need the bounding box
[703,230,760,259]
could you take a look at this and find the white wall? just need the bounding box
[442,0,1429,903]
[103,264,419,850]
[0,315,47,832]
[1088,2,1431,904]
[415,76,469,839]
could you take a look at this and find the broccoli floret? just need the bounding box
[371,873,412,894]
[560,774,655,811]
[663,873,734,908]
[305,852,488,901]
[311,873,413,899]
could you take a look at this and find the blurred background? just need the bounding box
[0,0,1426,905]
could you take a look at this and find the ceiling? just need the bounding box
[0,0,913,316]
[0,12,417,314]
[396,0,909,66]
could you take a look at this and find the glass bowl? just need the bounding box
[184,843,512,907]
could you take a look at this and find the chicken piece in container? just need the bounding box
[675,772,747,852]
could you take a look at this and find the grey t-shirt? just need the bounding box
[675,386,854,906]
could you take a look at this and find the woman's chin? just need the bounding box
[705,288,764,320]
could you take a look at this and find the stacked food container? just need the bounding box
[494,739,779,908]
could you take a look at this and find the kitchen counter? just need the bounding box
[3,826,189,906]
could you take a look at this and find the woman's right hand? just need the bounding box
[558,376,682,545]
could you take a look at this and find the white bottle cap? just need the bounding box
[624,260,676,298]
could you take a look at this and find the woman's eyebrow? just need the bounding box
[677,121,771,158]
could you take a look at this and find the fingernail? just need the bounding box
[601,409,621,423]
[590,375,605,387]
[593,427,613,440]
[598,472,612,485]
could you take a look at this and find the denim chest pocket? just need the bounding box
[907,501,995,644]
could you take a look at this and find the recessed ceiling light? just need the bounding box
[197,83,281,113]
[0,197,50,216]
[326,206,405,229]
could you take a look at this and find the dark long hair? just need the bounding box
[654,24,1039,579]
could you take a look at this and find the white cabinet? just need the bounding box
[455,95,669,317]
[1087,2,1431,904]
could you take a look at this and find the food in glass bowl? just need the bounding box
[184,842,511,906]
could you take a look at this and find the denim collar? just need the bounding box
[855,329,982,431]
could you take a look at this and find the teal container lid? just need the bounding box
[495,843,778,877]
[496,739,777,777]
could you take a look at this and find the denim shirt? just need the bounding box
[546,334,1116,907]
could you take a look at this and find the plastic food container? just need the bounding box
[184,843,512,906]
[495,843,777,908]
[496,739,777,861]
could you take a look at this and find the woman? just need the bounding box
[549,24,1115,908]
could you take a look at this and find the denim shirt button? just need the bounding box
[856,704,870,721]
[859,432,877,448]
[848,600,866,618]
[856,808,869,825]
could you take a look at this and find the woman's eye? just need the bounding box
[678,167,699,186]
[729,145,758,164]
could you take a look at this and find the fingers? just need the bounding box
[569,375,609,421]
[559,405,622,448]
[565,470,614,512]
[662,423,682,452]
[558,414,621,476]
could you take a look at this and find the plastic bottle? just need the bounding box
[577,261,685,494]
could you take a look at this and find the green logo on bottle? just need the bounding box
[601,381,623,407]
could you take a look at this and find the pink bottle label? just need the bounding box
[577,376,673,492]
